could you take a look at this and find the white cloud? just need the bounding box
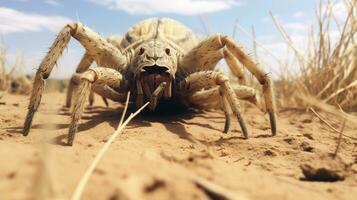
[293,11,306,18]
[260,16,270,23]
[284,22,309,32]
[89,0,244,15]
[0,7,71,34]
[4,0,60,5]
[45,0,60,6]
[257,33,310,76]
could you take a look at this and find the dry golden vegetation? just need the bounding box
[0,43,32,95]
[0,40,7,92]
[272,0,356,112]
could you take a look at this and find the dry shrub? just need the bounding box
[0,41,32,95]
[274,0,357,112]
[0,39,6,91]
[8,52,32,95]
[9,75,32,95]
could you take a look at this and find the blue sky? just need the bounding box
[0,0,347,78]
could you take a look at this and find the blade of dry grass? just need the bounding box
[333,119,346,158]
[118,92,130,127]
[301,94,357,124]
[269,11,308,67]
[324,80,357,103]
[71,92,149,200]
[309,107,357,141]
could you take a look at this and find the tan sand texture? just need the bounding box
[1,92,356,200]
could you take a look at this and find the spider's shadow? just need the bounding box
[6,101,224,145]
[76,101,223,144]
[6,105,121,134]
[126,101,219,143]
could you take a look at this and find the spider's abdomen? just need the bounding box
[121,18,198,52]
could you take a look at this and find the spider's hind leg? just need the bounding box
[66,32,123,108]
[180,34,277,136]
[66,52,94,108]
[180,71,249,138]
[68,75,92,146]
[187,84,258,135]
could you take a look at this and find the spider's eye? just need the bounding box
[165,48,171,56]
[138,47,145,55]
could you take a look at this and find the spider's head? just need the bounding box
[132,39,178,110]
[133,39,178,76]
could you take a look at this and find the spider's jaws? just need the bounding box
[134,67,174,110]
[142,65,169,74]
[148,82,167,111]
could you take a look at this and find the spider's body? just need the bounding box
[22,18,277,145]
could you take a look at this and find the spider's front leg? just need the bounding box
[66,53,109,108]
[66,36,124,108]
[23,22,128,136]
[181,34,277,136]
[179,71,249,138]
[66,52,94,108]
[68,67,127,146]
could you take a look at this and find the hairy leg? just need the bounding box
[220,88,231,133]
[180,34,276,136]
[179,71,248,138]
[67,34,124,108]
[187,85,257,133]
[66,73,81,108]
[67,67,127,145]
[68,78,91,145]
[188,85,257,106]
[23,22,127,136]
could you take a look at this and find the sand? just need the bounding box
[0,92,356,200]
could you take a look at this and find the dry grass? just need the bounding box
[0,39,7,91]
[0,41,33,95]
[71,92,149,200]
[273,0,357,112]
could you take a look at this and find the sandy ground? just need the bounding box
[0,92,356,200]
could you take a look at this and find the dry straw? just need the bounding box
[0,40,32,94]
[272,0,357,112]
[71,92,149,200]
[235,0,356,113]
[0,39,7,91]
